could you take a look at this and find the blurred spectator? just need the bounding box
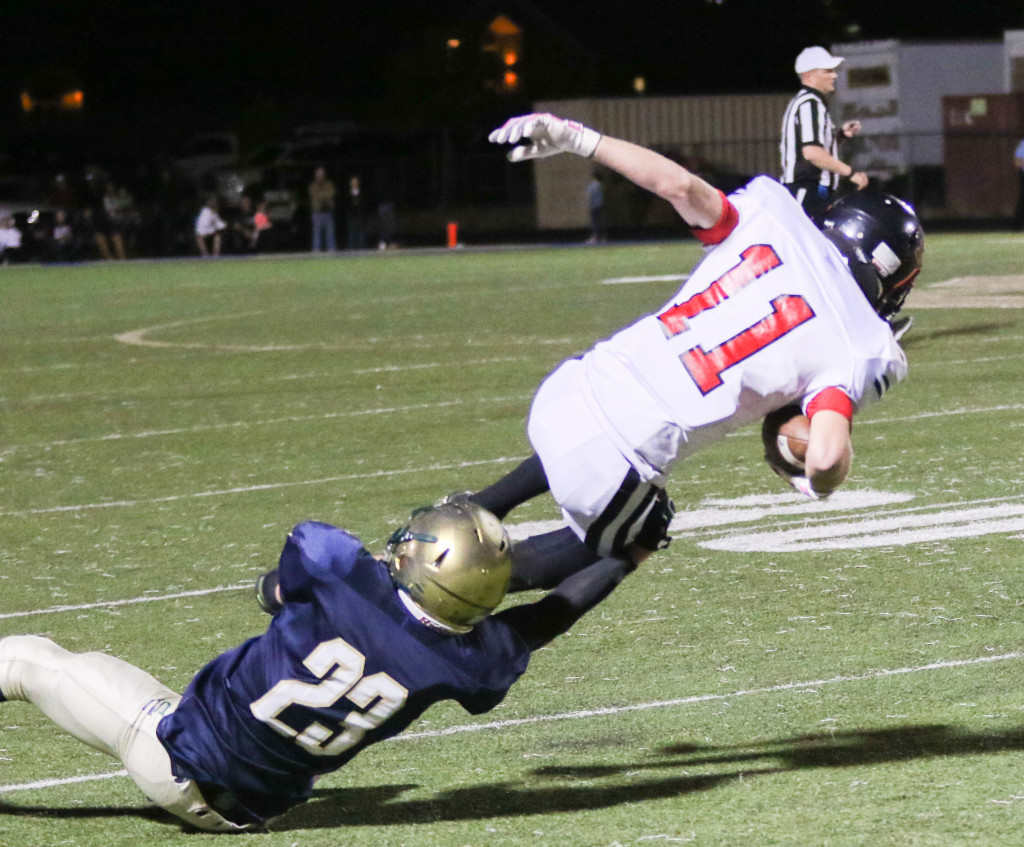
[150,168,188,256]
[48,173,79,211]
[252,200,273,251]
[345,175,366,249]
[374,169,397,250]
[119,185,143,254]
[309,166,337,252]
[227,196,258,253]
[77,207,114,260]
[1014,136,1024,231]
[195,196,227,257]
[376,199,397,250]
[585,170,607,245]
[102,183,130,259]
[0,215,23,264]
[225,197,273,253]
[45,209,78,263]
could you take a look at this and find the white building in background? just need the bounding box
[529,34,1024,230]
[1005,29,1024,91]
[832,39,1004,179]
[531,93,791,230]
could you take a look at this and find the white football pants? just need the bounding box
[0,635,251,832]
[528,359,668,555]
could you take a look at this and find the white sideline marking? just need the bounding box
[0,584,250,621]
[353,357,527,374]
[0,456,527,518]
[602,274,690,285]
[1,651,1018,794]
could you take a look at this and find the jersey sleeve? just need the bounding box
[853,333,908,411]
[277,521,365,603]
[805,387,854,421]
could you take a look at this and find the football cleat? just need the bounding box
[254,570,283,615]
[888,313,913,342]
[386,501,512,633]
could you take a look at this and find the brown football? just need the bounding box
[762,405,810,475]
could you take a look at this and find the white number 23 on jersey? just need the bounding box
[250,637,409,757]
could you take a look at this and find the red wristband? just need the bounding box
[692,191,738,246]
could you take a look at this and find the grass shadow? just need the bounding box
[900,319,1017,349]
[2,723,1019,831]
[273,722,1024,830]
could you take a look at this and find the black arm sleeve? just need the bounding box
[492,556,635,651]
[469,453,549,520]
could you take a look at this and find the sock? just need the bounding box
[509,527,601,591]
[469,454,549,520]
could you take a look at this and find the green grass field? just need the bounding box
[2,232,1024,846]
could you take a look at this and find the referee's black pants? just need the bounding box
[783,180,832,225]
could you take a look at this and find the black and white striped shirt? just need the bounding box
[780,86,837,190]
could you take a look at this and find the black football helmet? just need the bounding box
[821,192,924,318]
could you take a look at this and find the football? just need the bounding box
[761,405,810,476]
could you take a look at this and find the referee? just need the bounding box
[780,46,868,223]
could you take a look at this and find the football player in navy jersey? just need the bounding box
[481,113,924,589]
[0,501,635,831]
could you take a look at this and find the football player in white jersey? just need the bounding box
[471,113,923,587]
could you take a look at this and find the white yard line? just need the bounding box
[0,394,532,452]
[399,652,1024,739]
[0,584,251,621]
[602,274,690,285]
[0,456,528,518]
[5,399,1023,459]
[0,650,1018,794]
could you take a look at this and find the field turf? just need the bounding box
[1,231,1024,846]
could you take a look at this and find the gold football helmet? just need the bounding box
[386,501,512,633]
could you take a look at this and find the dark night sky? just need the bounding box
[3,0,1022,158]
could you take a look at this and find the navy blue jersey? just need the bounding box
[157,521,531,820]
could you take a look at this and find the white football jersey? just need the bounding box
[573,176,906,481]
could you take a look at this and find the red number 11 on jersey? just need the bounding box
[657,245,815,394]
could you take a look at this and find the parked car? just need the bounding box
[0,175,57,261]
[213,142,294,212]
[172,133,240,187]
[212,129,438,223]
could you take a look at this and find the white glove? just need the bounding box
[769,464,823,500]
[788,475,822,500]
[488,113,602,162]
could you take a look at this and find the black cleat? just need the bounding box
[888,314,913,342]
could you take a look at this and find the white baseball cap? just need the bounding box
[795,46,843,74]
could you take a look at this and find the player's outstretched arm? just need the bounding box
[489,113,722,229]
[591,135,723,229]
[493,556,636,650]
